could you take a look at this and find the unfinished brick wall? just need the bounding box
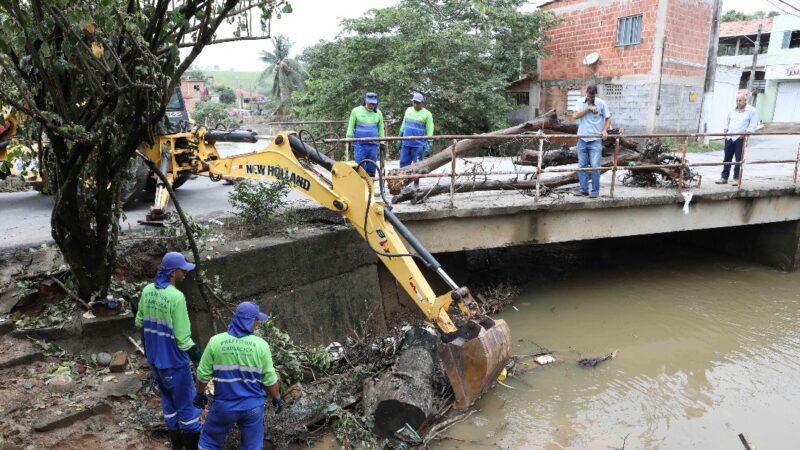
[540,0,660,81]
[661,0,712,77]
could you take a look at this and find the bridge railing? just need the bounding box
[312,131,800,207]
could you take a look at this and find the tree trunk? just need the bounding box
[363,327,439,438]
[387,111,558,194]
[49,140,123,300]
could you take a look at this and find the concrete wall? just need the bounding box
[179,226,391,347]
[655,80,705,132]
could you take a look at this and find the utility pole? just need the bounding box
[698,0,723,141]
[747,24,762,104]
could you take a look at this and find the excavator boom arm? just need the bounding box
[208,132,511,409]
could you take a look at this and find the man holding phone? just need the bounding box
[572,85,612,198]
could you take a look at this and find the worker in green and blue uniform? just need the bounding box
[136,251,204,450]
[193,301,283,450]
[346,92,385,177]
[399,93,434,169]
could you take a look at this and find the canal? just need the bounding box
[438,243,800,449]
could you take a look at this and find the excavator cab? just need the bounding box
[208,132,512,409]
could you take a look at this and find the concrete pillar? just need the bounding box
[679,220,800,271]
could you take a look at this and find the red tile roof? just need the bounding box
[719,18,772,37]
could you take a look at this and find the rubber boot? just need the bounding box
[168,430,182,449]
[181,431,200,450]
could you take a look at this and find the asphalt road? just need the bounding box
[1,133,799,251]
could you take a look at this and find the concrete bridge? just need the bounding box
[390,133,800,271]
[394,181,800,270]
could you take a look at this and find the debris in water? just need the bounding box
[534,354,556,365]
[578,350,618,368]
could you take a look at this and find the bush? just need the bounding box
[215,85,236,105]
[192,101,238,129]
[227,178,292,229]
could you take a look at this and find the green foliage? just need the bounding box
[183,69,208,81]
[721,9,779,22]
[156,215,224,254]
[200,71,272,96]
[324,405,382,449]
[255,320,334,385]
[192,101,239,129]
[0,0,290,299]
[259,34,308,113]
[295,0,558,135]
[227,178,292,229]
[215,85,237,105]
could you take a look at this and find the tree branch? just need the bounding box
[177,34,271,47]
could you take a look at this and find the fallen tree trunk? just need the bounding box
[392,141,692,203]
[541,124,640,151]
[387,110,558,194]
[363,327,439,438]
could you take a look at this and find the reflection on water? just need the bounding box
[438,249,800,449]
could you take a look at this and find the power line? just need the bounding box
[776,0,800,15]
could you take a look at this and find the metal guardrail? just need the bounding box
[315,131,800,207]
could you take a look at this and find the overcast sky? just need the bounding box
[182,0,783,72]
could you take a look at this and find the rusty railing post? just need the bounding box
[794,142,800,186]
[610,137,620,198]
[677,136,688,193]
[450,139,457,208]
[535,131,543,203]
[738,135,747,191]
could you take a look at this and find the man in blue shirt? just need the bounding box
[716,92,758,184]
[572,85,611,198]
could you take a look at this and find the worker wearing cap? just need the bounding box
[136,251,203,449]
[398,93,434,170]
[346,92,385,177]
[194,301,283,450]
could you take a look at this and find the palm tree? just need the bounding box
[259,35,307,116]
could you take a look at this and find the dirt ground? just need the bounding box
[0,332,169,450]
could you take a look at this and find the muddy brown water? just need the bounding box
[436,247,800,449]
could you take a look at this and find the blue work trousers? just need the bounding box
[151,365,201,432]
[400,145,424,168]
[577,139,603,195]
[354,142,378,177]
[721,138,744,180]
[199,403,265,450]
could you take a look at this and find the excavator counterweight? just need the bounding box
[208,132,512,409]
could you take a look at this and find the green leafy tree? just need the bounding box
[294,0,557,135]
[721,9,779,22]
[192,101,239,129]
[182,68,208,81]
[215,85,237,104]
[259,34,307,114]
[0,0,290,300]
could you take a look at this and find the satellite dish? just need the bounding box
[583,52,600,66]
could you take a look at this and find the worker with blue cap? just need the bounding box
[399,93,434,176]
[194,301,283,450]
[135,251,203,449]
[346,92,385,177]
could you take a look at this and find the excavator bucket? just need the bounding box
[440,317,512,409]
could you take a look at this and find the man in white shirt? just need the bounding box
[716,92,758,184]
[572,85,611,198]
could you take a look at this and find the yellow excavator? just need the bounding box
[206,131,512,409]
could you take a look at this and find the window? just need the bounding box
[616,14,642,47]
[509,92,529,106]
[566,89,582,113]
[604,84,623,97]
[782,30,800,49]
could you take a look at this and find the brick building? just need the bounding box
[180,79,209,116]
[538,0,715,133]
